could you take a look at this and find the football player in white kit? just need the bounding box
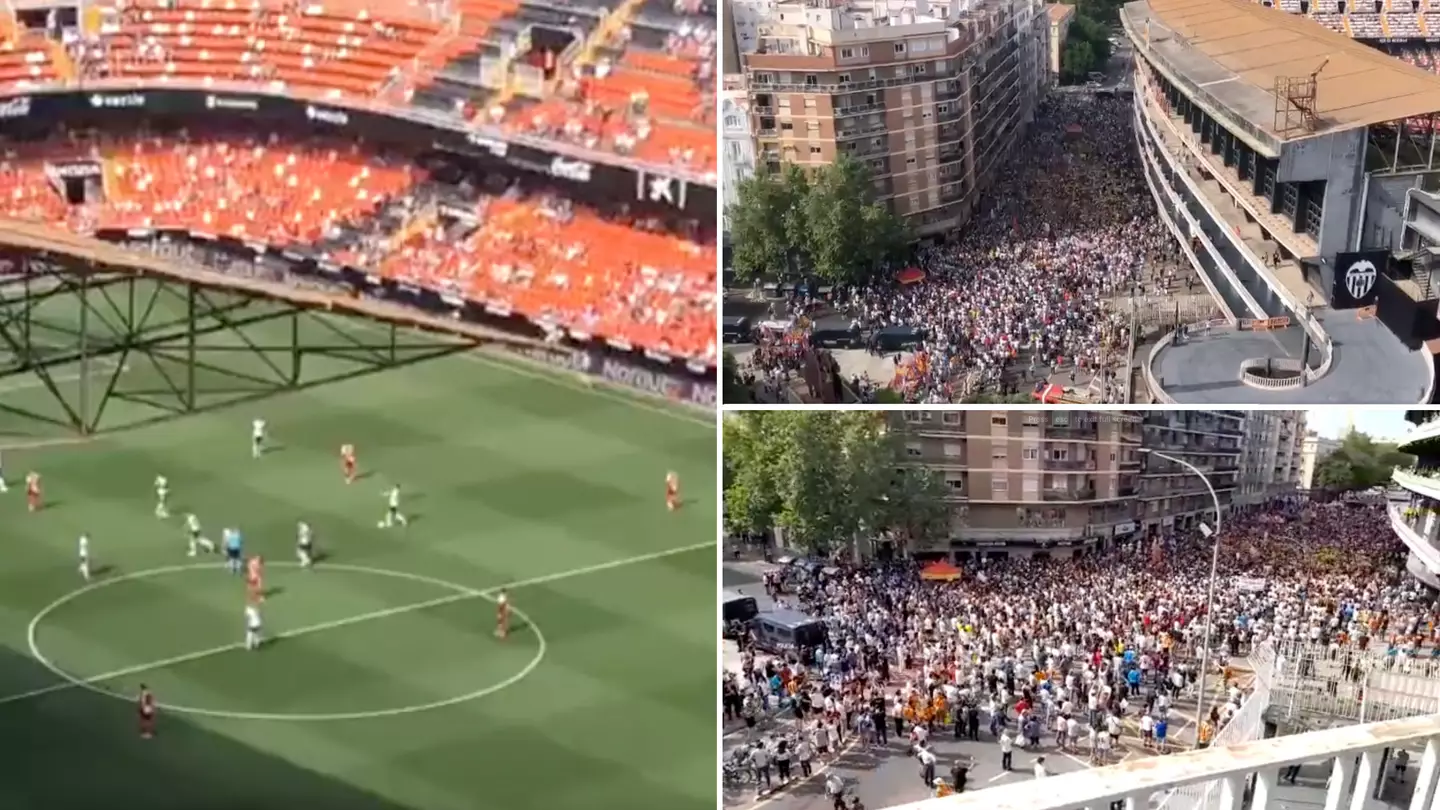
[244,604,263,650]
[154,475,169,519]
[296,521,314,567]
[186,513,215,556]
[77,533,91,582]
[378,485,407,528]
[251,418,267,459]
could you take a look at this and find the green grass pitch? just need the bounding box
[0,283,717,810]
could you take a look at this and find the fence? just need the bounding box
[1153,639,1276,810]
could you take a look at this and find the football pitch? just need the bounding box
[0,281,717,810]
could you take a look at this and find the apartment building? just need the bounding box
[892,409,1143,559]
[1044,3,1071,81]
[721,75,757,233]
[1299,431,1342,491]
[1233,411,1305,505]
[889,410,1297,561]
[732,0,1048,236]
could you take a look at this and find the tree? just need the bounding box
[1060,39,1096,85]
[1059,13,1113,85]
[727,157,910,285]
[721,411,951,556]
[728,164,806,283]
[1313,431,1413,493]
[873,467,952,554]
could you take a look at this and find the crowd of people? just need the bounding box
[722,498,1436,803]
[831,94,1187,403]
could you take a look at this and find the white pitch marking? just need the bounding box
[1,540,714,707]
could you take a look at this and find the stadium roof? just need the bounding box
[1131,0,1440,143]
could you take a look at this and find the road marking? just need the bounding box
[1,540,713,708]
[736,736,860,810]
[987,771,1015,784]
[27,562,548,721]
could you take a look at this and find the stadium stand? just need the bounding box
[0,0,716,367]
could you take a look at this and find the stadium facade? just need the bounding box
[887,409,1303,560]
[726,0,1049,236]
[1125,0,1440,403]
[1391,411,1440,589]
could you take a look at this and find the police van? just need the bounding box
[751,609,827,652]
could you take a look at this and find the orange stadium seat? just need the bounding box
[365,195,714,360]
[100,0,445,98]
[0,130,714,364]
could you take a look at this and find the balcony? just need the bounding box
[1389,502,1440,575]
[1043,459,1097,472]
[1395,468,1440,502]
[1401,418,1440,454]
[1042,488,1096,502]
[882,713,1440,810]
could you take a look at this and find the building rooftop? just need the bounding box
[1045,2,1073,23]
[1126,0,1440,147]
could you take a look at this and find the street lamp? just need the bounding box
[1140,447,1223,745]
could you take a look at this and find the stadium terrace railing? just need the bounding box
[1395,469,1440,504]
[1134,78,1337,383]
[1132,117,1241,326]
[1388,502,1440,576]
[881,712,1440,810]
[1135,74,1323,341]
[1132,82,1261,321]
[1401,413,1440,450]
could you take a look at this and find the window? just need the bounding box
[905,442,923,457]
[724,115,741,130]
[810,146,822,154]
[1023,478,1039,494]
[992,447,1008,460]
[906,157,917,166]
[895,42,906,54]
[1022,447,1039,460]
[992,479,1008,495]
[755,73,774,84]
[840,47,854,58]
[946,478,964,492]
[912,63,926,75]
[992,415,1007,426]
[904,412,922,422]
[943,442,963,457]
[942,412,961,424]
[838,73,851,83]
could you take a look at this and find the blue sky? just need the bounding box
[1305,409,1413,441]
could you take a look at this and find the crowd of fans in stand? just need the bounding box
[722,498,1437,802]
[832,95,1181,403]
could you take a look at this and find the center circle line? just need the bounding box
[26,561,546,722]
